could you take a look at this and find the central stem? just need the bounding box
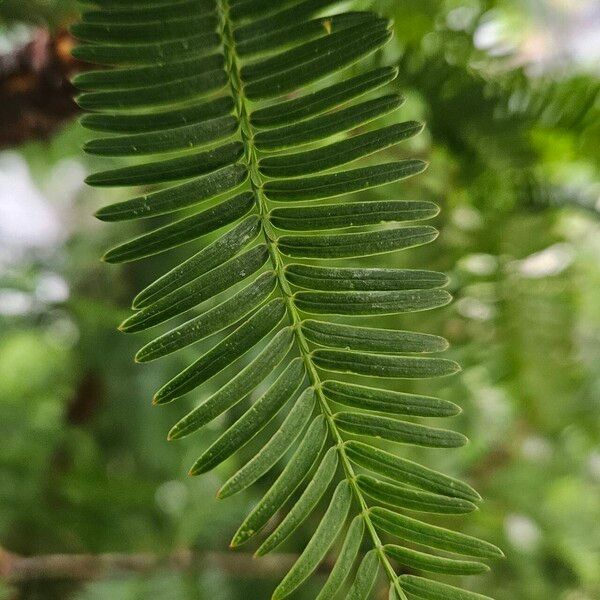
[219,3,407,597]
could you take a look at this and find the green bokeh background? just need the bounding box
[0,1,598,599]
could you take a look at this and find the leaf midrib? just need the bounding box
[219,2,408,598]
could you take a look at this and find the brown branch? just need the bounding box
[0,28,86,149]
[0,546,312,583]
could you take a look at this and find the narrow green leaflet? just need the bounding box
[132,216,261,309]
[271,480,352,600]
[71,32,221,66]
[371,508,504,559]
[71,14,218,45]
[312,349,460,379]
[231,0,334,26]
[398,575,495,600]
[120,244,269,332]
[294,289,451,315]
[237,12,376,57]
[264,161,427,202]
[255,95,403,151]
[286,265,447,292]
[256,447,338,556]
[303,322,450,355]
[84,116,238,157]
[384,545,489,576]
[334,413,467,448]
[345,441,481,502]
[357,475,476,515]
[153,299,286,404]
[241,18,390,83]
[322,381,461,418]
[86,142,243,187]
[73,53,224,90]
[136,272,276,363]
[218,388,316,499]
[250,66,398,128]
[279,227,438,260]
[245,22,392,100]
[168,328,294,440]
[315,515,364,600]
[347,550,380,600]
[80,96,234,134]
[81,0,214,24]
[231,414,328,546]
[271,201,439,231]
[260,122,423,177]
[102,192,254,263]
[188,359,306,473]
[76,70,228,110]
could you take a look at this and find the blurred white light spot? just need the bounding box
[36,272,70,304]
[504,513,542,553]
[0,289,33,316]
[155,480,189,516]
[45,315,80,348]
[521,435,553,462]
[456,297,496,321]
[459,253,498,276]
[512,243,575,278]
[587,451,600,482]
[451,206,483,231]
[446,6,479,31]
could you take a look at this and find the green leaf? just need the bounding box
[255,95,403,151]
[95,164,248,222]
[230,414,327,546]
[86,142,243,187]
[264,161,427,201]
[271,200,439,231]
[251,66,398,128]
[102,192,254,263]
[357,475,476,515]
[271,480,352,599]
[218,386,315,499]
[245,21,392,100]
[81,0,214,25]
[76,69,228,110]
[385,545,489,576]
[187,359,306,471]
[73,53,224,91]
[294,289,451,315]
[322,381,460,418]
[279,227,438,260]
[84,116,238,157]
[371,508,504,559]
[256,447,338,556]
[335,413,467,448]
[80,96,234,134]
[71,14,218,44]
[287,265,448,292]
[132,216,261,309]
[345,441,481,502]
[136,271,276,363]
[315,515,364,600]
[237,12,377,57]
[120,244,269,332]
[312,349,460,379]
[303,322,450,355]
[398,575,495,600]
[72,31,220,66]
[242,18,390,83]
[168,329,295,440]
[260,122,423,177]
[153,299,286,404]
[347,549,380,600]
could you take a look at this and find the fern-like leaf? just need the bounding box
[74,0,502,597]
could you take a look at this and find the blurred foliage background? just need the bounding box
[0,1,598,599]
